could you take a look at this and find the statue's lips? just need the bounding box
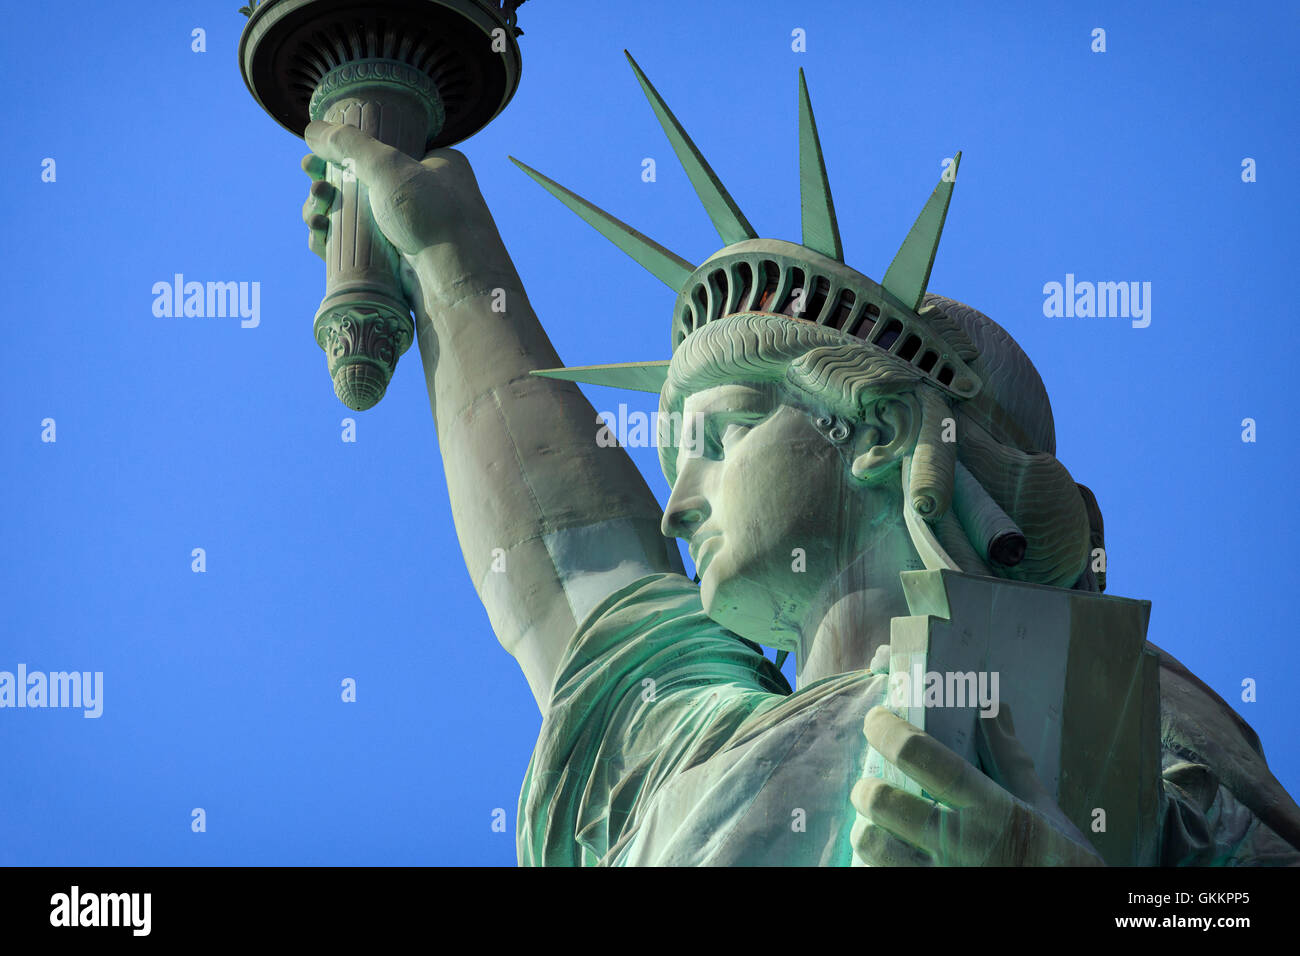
[690,534,722,578]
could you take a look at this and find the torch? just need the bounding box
[238,0,526,410]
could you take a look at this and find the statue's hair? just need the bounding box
[658,301,1100,591]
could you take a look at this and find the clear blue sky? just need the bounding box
[1,0,1296,865]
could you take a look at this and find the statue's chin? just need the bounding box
[699,569,799,652]
[698,571,746,636]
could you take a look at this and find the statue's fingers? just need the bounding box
[863,706,996,809]
[860,779,988,866]
[300,154,333,261]
[302,179,336,226]
[307,215,328,260]
[852,780,935,837]
[850,817,933,867]
[851,778,945,847]
[301,152,327,181]
[305,120,419,191]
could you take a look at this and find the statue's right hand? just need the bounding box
[300,120,478,262]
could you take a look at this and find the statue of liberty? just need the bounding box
[296,54,1300,866]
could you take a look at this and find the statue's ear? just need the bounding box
[850,394,921,482]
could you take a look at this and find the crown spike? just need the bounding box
[531,361,670,393]
[509,156,696,292]
[881,152,961,312]
[625,51,757,245]
[798,69,842,261]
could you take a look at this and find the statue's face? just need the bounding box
[662,382,884,648]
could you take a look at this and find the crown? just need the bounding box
[512,54,1040,449]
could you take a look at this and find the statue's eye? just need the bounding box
[720,423,751,447]
[712,417,764,456]
[691,410,766,459]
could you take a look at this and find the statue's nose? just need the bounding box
[662,473,711,540]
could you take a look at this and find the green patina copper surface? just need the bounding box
[241,13,1300,864]
[797,68,842,261]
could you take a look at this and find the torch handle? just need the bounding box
[309,71,442,410]
[319,92,427,303]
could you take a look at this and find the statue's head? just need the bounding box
[654,294,1099,648]
[515,55,1105,649]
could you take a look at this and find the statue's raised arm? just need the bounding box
[302,121,682,708]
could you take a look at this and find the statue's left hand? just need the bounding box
[850,705,1105,866]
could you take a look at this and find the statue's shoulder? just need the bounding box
[1151,641,1300,853]
[1151,643,1263,758]
[550,571,786,697]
